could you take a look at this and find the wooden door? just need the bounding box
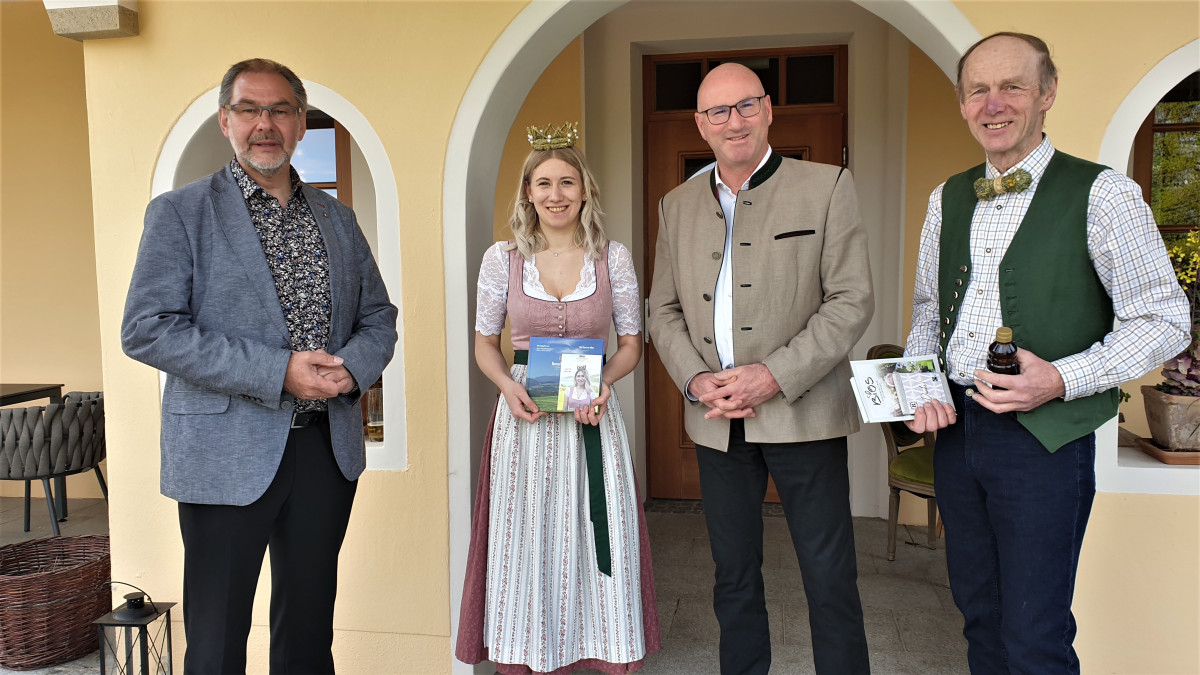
[643,47,848,501]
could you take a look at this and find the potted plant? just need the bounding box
[1142,228,1200,452]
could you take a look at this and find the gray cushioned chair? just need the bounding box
[0,392,107,536]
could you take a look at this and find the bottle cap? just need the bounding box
[995,326,1013,343]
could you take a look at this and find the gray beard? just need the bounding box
[240,149,290,179]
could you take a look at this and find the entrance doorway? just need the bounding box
[642,45,849,500]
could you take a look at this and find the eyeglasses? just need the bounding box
[223,103,302,121]
[698,95,767,125]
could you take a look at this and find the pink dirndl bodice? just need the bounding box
[507,245,612,349]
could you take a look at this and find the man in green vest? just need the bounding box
[904,32,1189,673]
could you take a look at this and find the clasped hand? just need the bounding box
[284,349,356,400]
[693,363,781,420]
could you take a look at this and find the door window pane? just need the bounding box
[709,57,779,105]
[786,55,836,105]
[655,61,703,111]
[683,155,716,181]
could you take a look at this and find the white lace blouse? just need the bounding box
[475,240,642,337]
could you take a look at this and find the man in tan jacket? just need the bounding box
[648,63,873,674]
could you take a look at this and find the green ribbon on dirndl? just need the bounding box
[513,349,611,576]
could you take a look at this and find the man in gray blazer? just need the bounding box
[122,58,397,674]
[648,63,873,674]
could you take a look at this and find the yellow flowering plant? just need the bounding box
[1159,229,1200,396]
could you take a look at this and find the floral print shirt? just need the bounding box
[231,160,331,411]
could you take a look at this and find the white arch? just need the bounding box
[1094,38,1200,497]
[853,0,979,80]
[442,2,975,671]
[151,81,408,470]
[1099,39,1200,171]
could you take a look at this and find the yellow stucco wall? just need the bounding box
[1077,493,1200,674]
[5,0,1192,671]
[79,1,521,669]
[0,1,105,500]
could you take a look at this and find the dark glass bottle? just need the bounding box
[987,327,1020,378]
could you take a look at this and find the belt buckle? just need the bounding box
[290,411,305,429]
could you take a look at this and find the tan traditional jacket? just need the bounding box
[648,153,874,451]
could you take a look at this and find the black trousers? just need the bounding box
[177,418,358,675]
[695,420,869,675]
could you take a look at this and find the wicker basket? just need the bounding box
[0,535,110,670]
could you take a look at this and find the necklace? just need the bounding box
[545,243,579,257]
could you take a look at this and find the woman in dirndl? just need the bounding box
[455,122,660,674]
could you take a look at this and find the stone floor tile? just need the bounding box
[646,512,709,541]
[764,533,797,570]
[868,649,968,674]
[903,523,945,550]
[0,497,109,546]
[853,516,899,558]
[781,601,901,654]
[666,597,721,642]
[863,607,906,652]
[762,515,795,542]
[652,563,714,599]
[642,636,721,674]
[781,599,813,647]
[656,597,679,641]
[894,610,967,656]
[933,584,958,613]
[0,502,973,674]
[856,573,943,611]
[871,545,948,586]
[685,537,716,571]
[770,645,818,674]
[0,651,98,675]
[649,536,692,568]
[857,550,878,576]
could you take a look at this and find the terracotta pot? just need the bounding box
[1142,385,1200,450]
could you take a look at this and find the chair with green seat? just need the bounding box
[866,343,938,561]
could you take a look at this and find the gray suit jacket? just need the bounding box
[121,166,398,505]
[648,154,874,451]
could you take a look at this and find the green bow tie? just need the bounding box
[974,169,1032,200]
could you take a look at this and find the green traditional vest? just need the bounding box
[938,151,1117,452]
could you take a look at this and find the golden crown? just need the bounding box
[526,122,579,151]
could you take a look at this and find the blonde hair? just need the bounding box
[506,146,607,260]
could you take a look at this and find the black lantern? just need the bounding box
[94,591,176,675]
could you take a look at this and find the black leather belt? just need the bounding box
[290,410,328,429]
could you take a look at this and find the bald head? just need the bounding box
[697,63,762,111]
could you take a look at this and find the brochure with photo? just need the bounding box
[849,354,953,423]
[526,337,605,413]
